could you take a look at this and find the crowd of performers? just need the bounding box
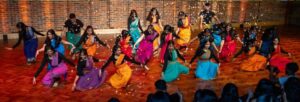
[5,3,295,91]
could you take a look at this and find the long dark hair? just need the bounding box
[128,10,139,26]
[81,25,96,41]
[16,22,28,34]
[147,8,160,23]
[219,83,240,102]
[223,24,236,39]
[45,29,61,48]
[121,30,129,39]
[160,25,175,46]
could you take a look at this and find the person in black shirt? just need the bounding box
[62,13,84,53]
[199,3,220,30]
[5,22,45,65]
[33,46,75,87]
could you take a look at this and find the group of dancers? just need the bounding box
[5,3,294,91]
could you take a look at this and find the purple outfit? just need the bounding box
[135,32,158,64]
[75,57,106,91]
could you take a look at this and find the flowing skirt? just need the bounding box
[135,40,153,64]
[160,42,168,63]
[195,60,219,80]
[163,61,189,82]
[24,38,38,61]
[75,69,107,91]
[83,44,98,56]
[66,32,81,53]
[220,41,236,61]
[153,24,162,49]
[241,54,267,71]
[42,63,68,87]
[270,55,292,73]
[109,63,132,89]
[176,27,191,46]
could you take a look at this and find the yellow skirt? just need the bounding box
[241,54,267,71]
[153,24,162,49]
[109,63,132,89]
[176,27,191,46]
[84,44,98,56]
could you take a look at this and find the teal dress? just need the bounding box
[129,18,141,45]
[195,49,219,80]
[163,50,189,82]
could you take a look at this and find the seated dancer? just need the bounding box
[232,26,257,61]
[219,24,243,62]
[211,24,223,47]
[72,49,106,91]
[189,40,220,80]
[120,30,134,58]
[159,25,180,64]
[5,22,45,65]
[74,26,110,60]
[269,37,292,73]
[199,3,220,30]
[100,41,140,89]
[162,41,189,82]
[134,25,159,70]
[240,45,267,72]
[33,46,75,87]
[176,11,192,52]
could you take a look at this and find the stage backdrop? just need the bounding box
[0,0,287,34]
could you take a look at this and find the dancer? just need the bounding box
[120,30,133,58]
[269,37,292,73]
[189,40,220,80]
[176,11,191,52]
[75,26,109,59]
[189,28,219,53]
[259,27,278,57]
[211,24,222,47]
[147,8,163,50]
[159,25,180,64]
[162,41,189,82]
[232,26,257,61]
[72,49,106,91]
[36,29,75,57]
[62,13,84,53]
[240,46,267,72]
[219,24,243,62]
[100,41,140,89]
[33,46,75,87]
[128,10,143,47]
[5,22,45,64]
[134,25,159,70]
[199,3,220,30]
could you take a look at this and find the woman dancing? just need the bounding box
[219,24,243,62]
[134,25,158,70]
[176,11,191,52]
[269,37,292,73]
[146,8,163,50]
[189,40,220,80]
[33,46,75,87]
[128,9,143,48]
[120,30,133,58]
[100,41,140,89]
[72,49,106,91]
[5,22,45,65]
[75,26,110,60]
[162,41,189,82]
[159,25,180,64]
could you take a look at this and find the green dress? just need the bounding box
[163,50,189,82]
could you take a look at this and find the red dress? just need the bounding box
[120,36,133,58]
[269,45,291,73]
[219,34,237,62]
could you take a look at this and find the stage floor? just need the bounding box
[0,26,299,102]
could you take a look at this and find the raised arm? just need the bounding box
[95,36,108,47]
